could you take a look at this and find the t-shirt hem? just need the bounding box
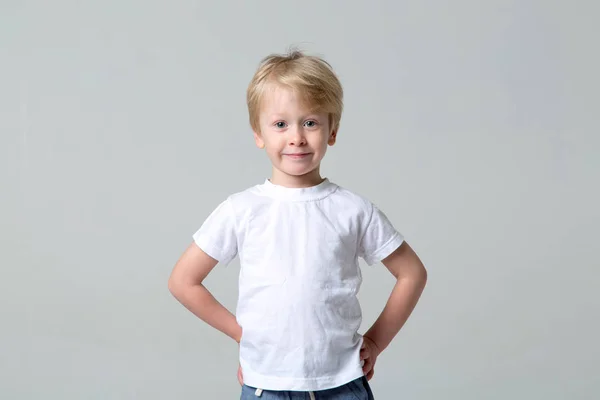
[365,232,404,265]
[242,367,365,392]
[192,234,236,266]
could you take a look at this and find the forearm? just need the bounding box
[364,272,427,353]
[170,283,242,343]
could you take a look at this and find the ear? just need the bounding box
[327,129,337,146]
[253,131,265,149]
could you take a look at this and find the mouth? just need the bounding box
[283,153,311,159]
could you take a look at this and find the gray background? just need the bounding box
[1,0,598,399]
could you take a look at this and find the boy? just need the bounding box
[168,50,427,399]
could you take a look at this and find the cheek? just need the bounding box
[264,136,285,154]
[261,132,278,146]
[314,134,330,152]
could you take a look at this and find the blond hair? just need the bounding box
[247,50,344,133]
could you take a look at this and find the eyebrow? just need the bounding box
[268,114,323,120]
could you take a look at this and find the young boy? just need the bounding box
[168,50,427,399]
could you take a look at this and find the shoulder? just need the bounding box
[226,182,271,205]
[328,182,375,215]
[222,182,274,221]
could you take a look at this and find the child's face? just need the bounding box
[254,85,336,182]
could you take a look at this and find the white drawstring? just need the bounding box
[255,387,315,399]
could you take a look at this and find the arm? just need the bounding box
[364,241,427,353]
[168,242,243,343]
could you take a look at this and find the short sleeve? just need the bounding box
[358,204,404,266]
[192,198,238,265]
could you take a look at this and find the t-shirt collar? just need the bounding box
[260,178,337,201]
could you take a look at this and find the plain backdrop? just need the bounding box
[1,1,598,399]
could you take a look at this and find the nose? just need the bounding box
[288,126,306,146]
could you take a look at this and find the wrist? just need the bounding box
[363,334,382,354]
[235,326,243,344]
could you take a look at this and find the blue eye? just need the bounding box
[304,120,317,127]
[274,121,287,129]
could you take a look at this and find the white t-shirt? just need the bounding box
[193,178,404,391]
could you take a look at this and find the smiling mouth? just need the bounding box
[283,153,311,158]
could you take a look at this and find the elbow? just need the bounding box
[168,274,203,299]
[415,262,428,291]
[168,275,183,298]
[420,265,428,287]
[404,262,427,288]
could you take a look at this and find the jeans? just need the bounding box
[240,376,375,400]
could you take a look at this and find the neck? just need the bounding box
[270,167,324,188]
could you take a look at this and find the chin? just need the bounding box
[284,167,318,177]
[281,170,310,177]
